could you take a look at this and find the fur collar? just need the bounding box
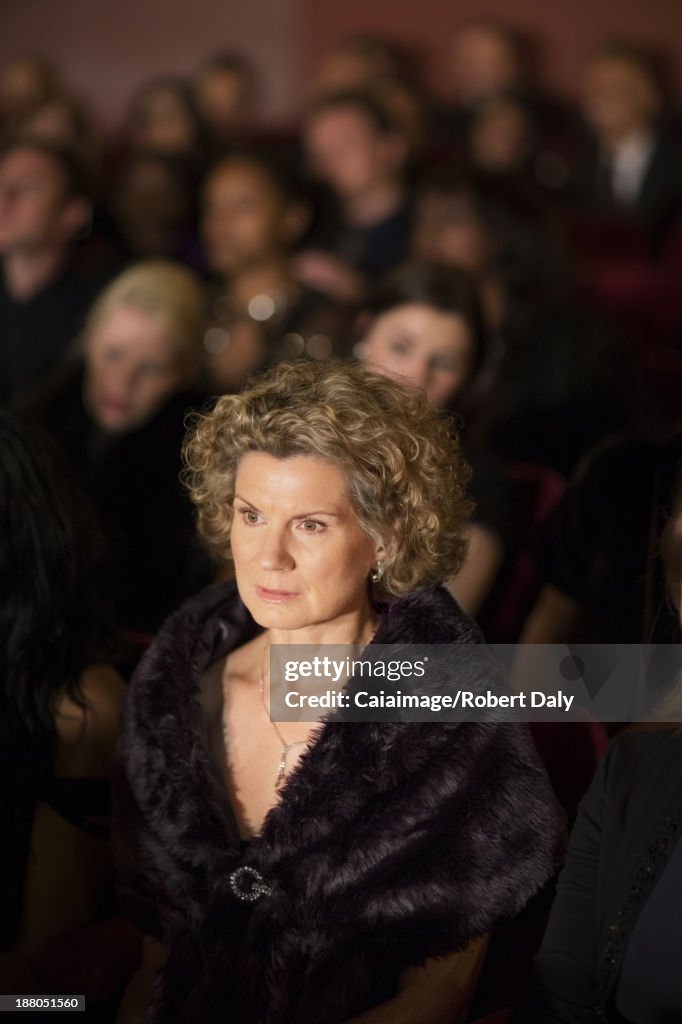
[117,581,565,1023]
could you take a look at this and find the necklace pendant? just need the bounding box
[275,753,287,788]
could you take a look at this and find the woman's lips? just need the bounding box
[256,585,300,603]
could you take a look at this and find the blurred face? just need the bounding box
[194,69,250,135]
[231,452,383,632]
[0,59,52,120]
[202,160,294,274]
[469,99,532,172]
[412,190,490,275]
[20,101,79,148]
[583,57,659,142]
[0,148,85,254]
[450,27,519,102]
[362,303,475,407]
[130,88,196,155]
[84,303,188,434]
[305,107,401,199]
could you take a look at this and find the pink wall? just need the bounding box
[0,0,303,130]
[2,0,682,131]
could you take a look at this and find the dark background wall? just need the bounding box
[2,0,682,128]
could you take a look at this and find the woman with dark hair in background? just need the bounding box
[123,76,209,171]
[412,166,645,475]
[356,260,512,618]
[0,410,126,991]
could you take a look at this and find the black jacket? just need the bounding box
[113,580,565,1023]
[29,363,213,632]
[520,728,682,1022]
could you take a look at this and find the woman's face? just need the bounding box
[84,303,187,434]
[230,452,384,633]
[361,303,475,408]
[202,161,292,276]
[130,88,196,155]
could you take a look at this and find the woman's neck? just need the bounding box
[343,178,404,228]
[4,245,69,302]
[266,602,380,650]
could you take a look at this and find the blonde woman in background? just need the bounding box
[29,260,215,634]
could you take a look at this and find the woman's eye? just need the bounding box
[237,507,260,524]
[299,519,325,533]
[388,339,410,355]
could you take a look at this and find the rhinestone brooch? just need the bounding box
[228,865,273,902]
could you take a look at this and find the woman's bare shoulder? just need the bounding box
[55,665,127,778]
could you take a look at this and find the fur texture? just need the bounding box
[114,581,565,1023]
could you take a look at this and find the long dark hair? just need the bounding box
[0,411,109,949]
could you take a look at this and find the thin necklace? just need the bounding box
[259,669,308,789]
[259,638,307,790]
[259,617,380,788]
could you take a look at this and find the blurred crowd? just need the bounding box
[1,21,681,1018]
[1,24,681,640]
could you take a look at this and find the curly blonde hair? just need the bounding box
[182,359,472,595]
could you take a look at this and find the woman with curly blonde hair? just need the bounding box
[114,359,563,1024]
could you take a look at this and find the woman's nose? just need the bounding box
[258,528,295,572]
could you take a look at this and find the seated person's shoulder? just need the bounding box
[55,665,126,778]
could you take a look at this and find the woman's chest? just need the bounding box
[222,673,322,840]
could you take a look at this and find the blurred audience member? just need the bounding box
[573,40,682,238]
[517,470,682,1023]
[110,151,202,268]
[522,433,682,645]
[0,55,60,137]
[467,93,538,176]
[0,140,104,405]
[444,20,576,155]
[192,52,259,148]
[0,410,126,991]
[356,261,512,616]
[297,90,410,303]
[309,35,406,98]
[412,166,643,473]
[17,92,102,183]
[201,150,351,390]
[28,261,214,634]
[123,76,208,169]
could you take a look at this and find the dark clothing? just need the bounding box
[330,203,411,278]
[616,836,682,1022]
[486,306,644,476]
[31,365,213,633]
[520,728,682,1023]
[568,132,682,245]
[42,777,111,839]
[113,581,564,1023]
[0,262,105,405]
[537,434,682,643]
[467,446,515,553]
